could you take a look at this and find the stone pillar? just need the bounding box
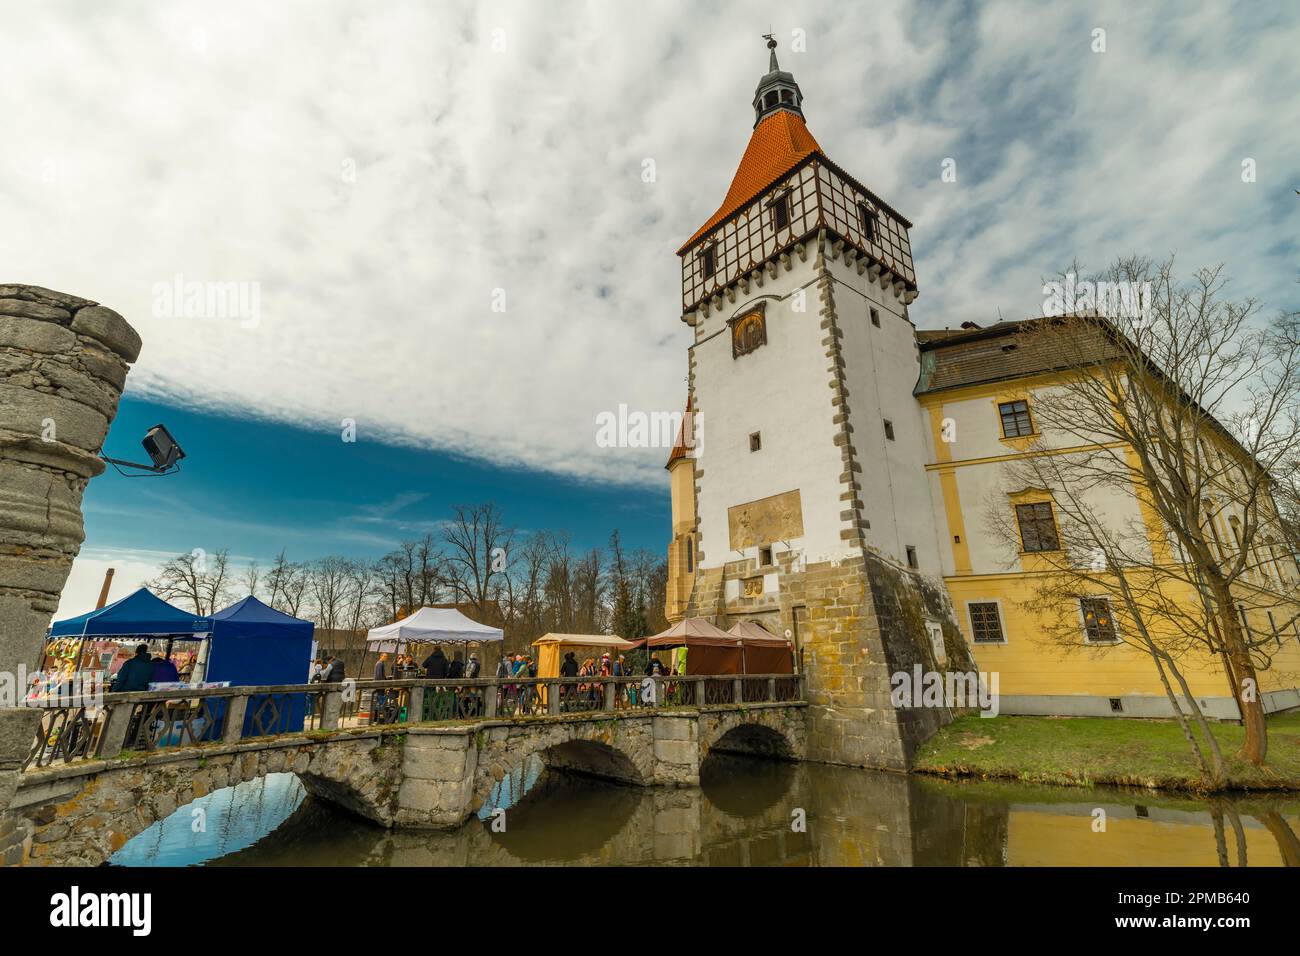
[0,286,140,838]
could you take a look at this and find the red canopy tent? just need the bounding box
[637,618,743,675]
[727,620,795,674]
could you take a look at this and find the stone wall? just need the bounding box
[0,285,140,864]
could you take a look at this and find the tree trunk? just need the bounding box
[1212,581,1268,764]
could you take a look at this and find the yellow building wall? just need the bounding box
[947,571,1300,702]
[921,374,1300,711]
[665,457,697,623]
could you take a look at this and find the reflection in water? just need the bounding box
[477,753,545,819]
[111,773,305,867]
[114,757,1300,867]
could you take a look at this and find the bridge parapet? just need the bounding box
[7,677,807,865]
[19,674,805,771]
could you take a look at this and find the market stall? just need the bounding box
[531,633,636,679]
[209,596,316,733]
[365,607,505,722]
[366,606,504,654]
[641,618,743,676]
[727,620,795,674]
[44,587,212,694]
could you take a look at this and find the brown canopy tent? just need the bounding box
[640,618,743,675]
[727,620,795,674]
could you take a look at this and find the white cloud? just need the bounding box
[3,1,1295,489]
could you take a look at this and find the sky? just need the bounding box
[1,1,1295,616]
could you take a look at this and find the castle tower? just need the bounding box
[665,39,973,769]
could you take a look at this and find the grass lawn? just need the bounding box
[913,710,1300,792]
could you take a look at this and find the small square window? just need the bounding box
[749,431,762,452]
[702,244,717,279]
[905,545,919,569]
[870,307,880,327]
[758,545,773,567]
[883,419,895,441]
[968,602,1004,643]
[998,399,1033,438]
[1081,597,1118,643]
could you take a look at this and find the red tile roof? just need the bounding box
[665,396,692,468]
[678,110,822,255]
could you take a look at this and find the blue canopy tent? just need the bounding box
[49,586,212,639]
[45,587,211,685]
[208,596,316,733]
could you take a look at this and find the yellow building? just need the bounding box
[914,318,1300,718]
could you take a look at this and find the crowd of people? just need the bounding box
[299,645,681,722]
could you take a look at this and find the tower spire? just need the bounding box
[752,35,804,128]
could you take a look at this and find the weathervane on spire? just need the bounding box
[751,29,802,127]
[762,30,779,72]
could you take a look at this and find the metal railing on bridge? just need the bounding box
[21,674,805,770]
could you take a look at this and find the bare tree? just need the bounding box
[443,503,514,620]
[241,559,261,600]
[308,556,351,636]
[147,548,232,616]
[1003,256,1300,766]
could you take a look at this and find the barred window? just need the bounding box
[999,400,1033,438]
[771,193,790,231]
[701,243,717,279]
[1016,501,1059,552]
[1080,597,1118,643]
[968,602,1005,643]
[858,201,878,242]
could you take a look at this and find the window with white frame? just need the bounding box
[1080,596,1118,643]
[968,602,1005,643]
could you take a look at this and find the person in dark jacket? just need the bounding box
[559,652,579,677]
[150,654,180,684]
[112,645,155,692]
[323,656,346,682]
[423,647,449,679]
[447,653,465,680]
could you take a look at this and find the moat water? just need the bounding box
[110,757,1300,867]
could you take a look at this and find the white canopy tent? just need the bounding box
[365,607,504,653]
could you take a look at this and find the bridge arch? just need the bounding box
[699,707,806,763]
[471,719,654,818]
[15,734,403,867]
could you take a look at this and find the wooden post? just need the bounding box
[407,686,423,724]
[484,680,498,718]
[549,681,562,716]
[604,680,615,711]
[767,677,776,702]
[733,677,743,705]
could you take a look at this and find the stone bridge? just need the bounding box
[9,702,806,866]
